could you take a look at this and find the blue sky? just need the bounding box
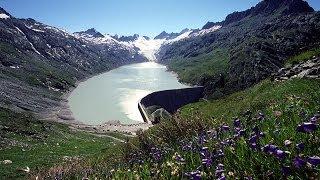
[1,0,319,37]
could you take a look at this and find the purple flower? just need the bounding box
[198,133,207,144]
[262,144,278,154]
[281,166,291,176]
[258,132,266,138]
[252,126,260,134]
[215,169,224,177]
[249,135,258,144]
[296,143,304,151]
[307,156,320,166]
[217,163,224,170]
[202,158,212,167]
[234,127,241,132]
[297,122,317,133]
[215,164,224,175]
[293,157,306,169]
[234,118,241,127]
[310,116,318,124]
[250,143,259,150]
[221,125,230,131]
[186,170,201,180]
[175,154,185,163]
[200,147,209,158]
[201,146,209,152]
[239,129,246,136]
[216,149,225,158]
[274,150,288,159]
[182,144,193,151]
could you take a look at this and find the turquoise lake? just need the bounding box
[68,62,189,125]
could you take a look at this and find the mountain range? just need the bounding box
[157,0,320,97]
[0,0,320,114]
[1,0,320,178]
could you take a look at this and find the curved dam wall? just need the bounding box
[138,87,204,123]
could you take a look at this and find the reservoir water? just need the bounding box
[68,62,189,125]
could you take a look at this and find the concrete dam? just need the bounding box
[138,87,204,124]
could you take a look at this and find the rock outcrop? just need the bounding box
[274,57,320,81]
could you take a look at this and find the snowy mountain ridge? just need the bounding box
[73,26,222,61]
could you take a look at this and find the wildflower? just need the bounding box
[274,111,282,117]
[215,164,225,179]
[252,126,260,134]
[238,129,246,136]
[234,118,241,127]
[249,135,258,144]
[216,149,225,158]
[257,112,265,120]
[185,170,201,180]
[221,125,230,131]
[182,143,193,151]
[284,140,292,147]
[297,122,317,133]
[262,144,278,154]
[202,158,212,167]
[281,166,291,176]
[296,143,304,151]
[293,157,306,169]
[228,171,234,176]
[250,143,259,150]
[307,156,320,166]
[274,150,287,159]
[215,168,224,176]
[310,116,318,124]
[259,132,266,138]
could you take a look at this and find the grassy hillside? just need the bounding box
[43,78,319,179]
[285,46,320,66]
[0,108,125,179]
[167,49,229,84]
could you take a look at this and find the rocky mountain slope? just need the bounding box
[0,8,146,116]
[157,0,320,98]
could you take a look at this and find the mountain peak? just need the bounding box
[0,7,11,19]
[74,28,104,38]
[180,28,190,34]
[113,34,140,42]
[84,28,104,38]
[154,31,169,39]
[223,0,314,25]
[253,0,314,15]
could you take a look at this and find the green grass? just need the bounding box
[286,47,320,66]
[180,78,320,121]
[0,108,123,179]
[46,78,319,179]
[168,49,229,84]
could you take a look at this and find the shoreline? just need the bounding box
[39,63,153,135]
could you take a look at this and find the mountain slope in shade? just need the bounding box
[157,0,320,98]
[0,9,146,115]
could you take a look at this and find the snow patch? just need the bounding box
[190,25,222,37]
[9,65,21,69]
[15,27,24,35]
[0,13,10,19]
[122,37,166,61]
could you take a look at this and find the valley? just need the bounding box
[0,0,320,179]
